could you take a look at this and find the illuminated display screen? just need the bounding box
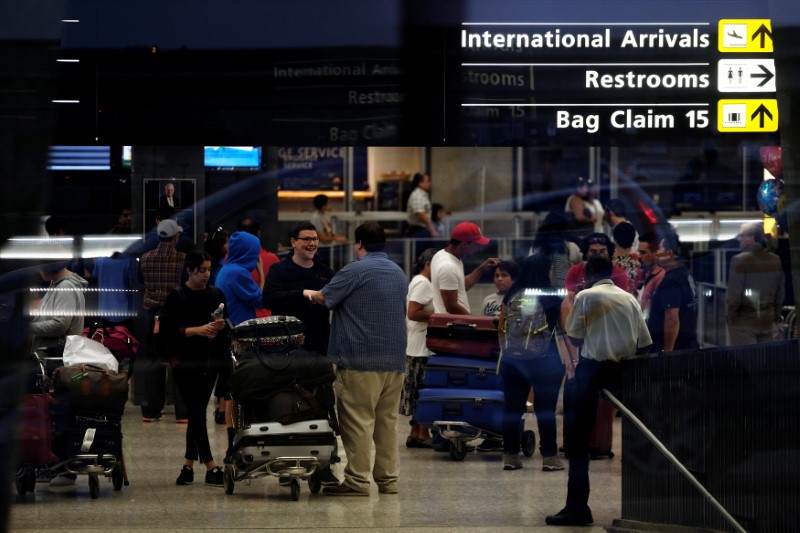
[47,146,111,171]
[203,146,261,169]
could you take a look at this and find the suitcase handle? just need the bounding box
[443,402,464,418]
[446,322,477,329]
[447,372,468,387]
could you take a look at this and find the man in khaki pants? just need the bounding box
[309,222,408,496]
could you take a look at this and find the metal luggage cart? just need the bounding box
[433,420,536,461]
[223,419,336,501]
[15,350,127,499]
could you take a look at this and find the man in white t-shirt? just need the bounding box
[431,221,500,315]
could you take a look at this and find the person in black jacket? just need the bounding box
[262,221,340,486]
[263,222,335,356]
[160,250,229,487]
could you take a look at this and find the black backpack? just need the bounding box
[502,289,554,358]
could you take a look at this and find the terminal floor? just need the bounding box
[9,407,623,533]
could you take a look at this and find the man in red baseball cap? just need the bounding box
[430,222,499,315]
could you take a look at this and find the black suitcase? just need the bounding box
[230,316,305,355]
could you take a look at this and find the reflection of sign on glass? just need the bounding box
[142,178,196,239]
[276,147,368,191]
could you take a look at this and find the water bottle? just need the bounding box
[210,303,224,322]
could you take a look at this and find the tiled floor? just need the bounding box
[9,406,622,532]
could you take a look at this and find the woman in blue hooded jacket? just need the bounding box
[215,231,263,327]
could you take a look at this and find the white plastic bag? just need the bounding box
[62,335,119,373]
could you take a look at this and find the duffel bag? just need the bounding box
[53,365,129,415]
[229,348,333,404]
[230,316,304,355]
[83,324,139,361]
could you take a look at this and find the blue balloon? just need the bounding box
[757,179,783,217]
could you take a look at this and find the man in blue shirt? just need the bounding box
[309,222,408,496]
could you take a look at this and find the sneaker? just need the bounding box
[545,505,593,526]
[176,465,194,486]
[205,466,224,486]
[175,419,188,424]
[319,467,340,486]
[142,415,162,423]
[503,454,523,471]
[542,456,565,472]
[477,439,504,452]
[49,473,77,487]
[323,484,369,496]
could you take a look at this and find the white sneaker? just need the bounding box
[542,456,565,471]
[49,474,77,487]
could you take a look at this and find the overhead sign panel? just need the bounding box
[717,19,773,52]
[717,99,778,132]
[717,59,776,92]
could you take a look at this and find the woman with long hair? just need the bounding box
[160,250,229,486]
[497,253,566,471]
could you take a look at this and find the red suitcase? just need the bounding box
[426,314,501,359]
[561,383,615,459]
[18,393,58,466]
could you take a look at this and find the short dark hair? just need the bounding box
[605,199,626,218]
[313,194,329,210]
[584,254,613,280]
[44,215,68,236]
[354,221,386,252]
[495,260,519,280]
[580,232,615,257]
[291,221,317,240]
[639,231,659,251]
[184,250,211,272]
[613,221,636,249]
[659,229,682,255]
[431,202,444,220]
[237,217,260,236]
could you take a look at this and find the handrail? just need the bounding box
[601,388,748,533]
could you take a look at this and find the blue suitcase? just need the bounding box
[423,355,503,390]
[415,388,504,433]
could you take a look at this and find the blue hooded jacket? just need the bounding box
[215,231,262,327]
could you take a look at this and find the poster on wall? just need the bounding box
[275,147,369,191]
[142,178,196,240]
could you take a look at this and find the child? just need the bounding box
[482,260,519,317]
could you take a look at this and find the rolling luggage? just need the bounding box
[18,393,58,466]
[415,388,505,432]
[426,314,501,359]
[423,355,503,390]
[231,419,336,473]
[230,316,305,355]
[562,379,616,459]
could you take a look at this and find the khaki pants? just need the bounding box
[334,368,403,492]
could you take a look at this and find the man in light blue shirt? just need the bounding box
[309,222,408,496]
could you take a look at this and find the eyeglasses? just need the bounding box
[296,237,320,243]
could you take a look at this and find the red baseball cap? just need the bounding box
[451,222,490,245]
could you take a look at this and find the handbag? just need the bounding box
[83,324,139,361]
[63,335,119,373]
[53,364,129,415]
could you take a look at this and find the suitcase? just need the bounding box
[18,394,58,466]
[415,388,505,433]
[230,316,305,355]
[426,314,501,359]
[232,419,335,473]
[52,425,123,462]
[423,355,503,390]
[562,380,615,459]
[52,365,129,416]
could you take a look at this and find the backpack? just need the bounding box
[502,288,554,358]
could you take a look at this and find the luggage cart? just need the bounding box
[223,418,336,501]
[433,420,536,461]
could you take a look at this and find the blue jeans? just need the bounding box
[499,348,565,456]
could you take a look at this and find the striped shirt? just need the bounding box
[140,243,185,310]
[322,252,408,372]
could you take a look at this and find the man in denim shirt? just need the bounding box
[308,222,408,496]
